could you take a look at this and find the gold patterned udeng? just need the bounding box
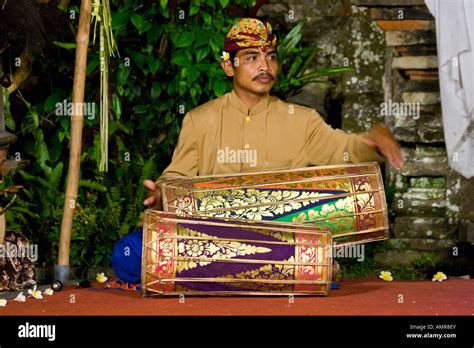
[225,18,277,50]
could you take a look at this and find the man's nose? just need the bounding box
[258,55,270,71]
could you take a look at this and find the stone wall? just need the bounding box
[259,0,385,133]
[259,0,474,272]
[352,0,473,271]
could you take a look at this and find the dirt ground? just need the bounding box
[1,276,473,316]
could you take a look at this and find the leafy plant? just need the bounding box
[2,0,356,274]
[273,20,354,100]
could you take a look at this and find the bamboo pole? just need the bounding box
[56,0,92,281]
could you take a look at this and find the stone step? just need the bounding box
[402,91,440,105]
[400,161,448,176]
[402,79,439,92]
[404,69,439,80]
[376,20,435,31]
[374,250,447,268]
[393,127,419,142]
[388,238,457,251]
[392,217,454,239]
[392,122,444,143]
[389,102,444,142]
[459,220,474,244]
[396,45,437,56]
[410,177,445,189]
[402,187,445,199]
[392,56,438,69]
[370,7,434,20]
[353,0,426,6]
[393,185,446,216]
[393,127,445,143]
[417,127,444,143]
[386,30,436,46]
[399,146,448,176]
[393,196,447,216]
[414,144,446,156]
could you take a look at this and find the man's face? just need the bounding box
[222,46,278,96]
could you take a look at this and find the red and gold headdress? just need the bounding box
[222,18,277,61]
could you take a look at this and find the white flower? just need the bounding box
[0,299,7,306]
[28,286,43,299]
[13,292,26,302]
[379,271,393,282]
[43,288,54,296]
[221,51,230,61]
[96,272,108,283]
[432,271,447,282]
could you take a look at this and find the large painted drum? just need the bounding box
[161,162,389,245]
[142,211,332,297]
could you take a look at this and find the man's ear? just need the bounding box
[221,60,234,77]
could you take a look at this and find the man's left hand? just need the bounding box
[360,124,404,169]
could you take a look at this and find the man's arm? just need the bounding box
[305,110,403,168]
[359,124,404,169]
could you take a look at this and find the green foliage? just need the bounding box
[4,0,255,271]
[4,0,354,273]
[390,267,425,280]
[413,253,440,270]
[273,20,354,100]
[339,243,427,280]
[338,244,379,279]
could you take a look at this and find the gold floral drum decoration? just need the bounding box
[142,211,332,296]
[161,162,389,245]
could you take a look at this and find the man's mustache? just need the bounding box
[252,72,275,81]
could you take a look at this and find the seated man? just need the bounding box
[112,17,403,284]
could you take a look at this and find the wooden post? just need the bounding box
[56,0,92,281]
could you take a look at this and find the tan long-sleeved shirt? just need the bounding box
[161,90,382,177]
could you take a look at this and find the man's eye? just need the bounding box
[268,54,277,60]
[248,56,257,61]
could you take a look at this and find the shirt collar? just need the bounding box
[229,90,271,116]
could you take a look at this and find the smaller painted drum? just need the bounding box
[142,210,332,297]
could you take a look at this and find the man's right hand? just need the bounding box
[143,179,163,210]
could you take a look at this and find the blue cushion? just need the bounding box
[111,229,143,284]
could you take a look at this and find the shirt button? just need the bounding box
[245,116,251,123]
[244,143,250,149]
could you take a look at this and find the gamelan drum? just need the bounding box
[160,162,389,245]
[142,211,332,297]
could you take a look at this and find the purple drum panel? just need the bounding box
[142,211,332,296]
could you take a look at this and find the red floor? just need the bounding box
[1,276,473,316]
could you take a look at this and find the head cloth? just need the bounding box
[223,18,277,54]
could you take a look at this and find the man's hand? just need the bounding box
[143,179,163,210]
[360,124,404,169]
